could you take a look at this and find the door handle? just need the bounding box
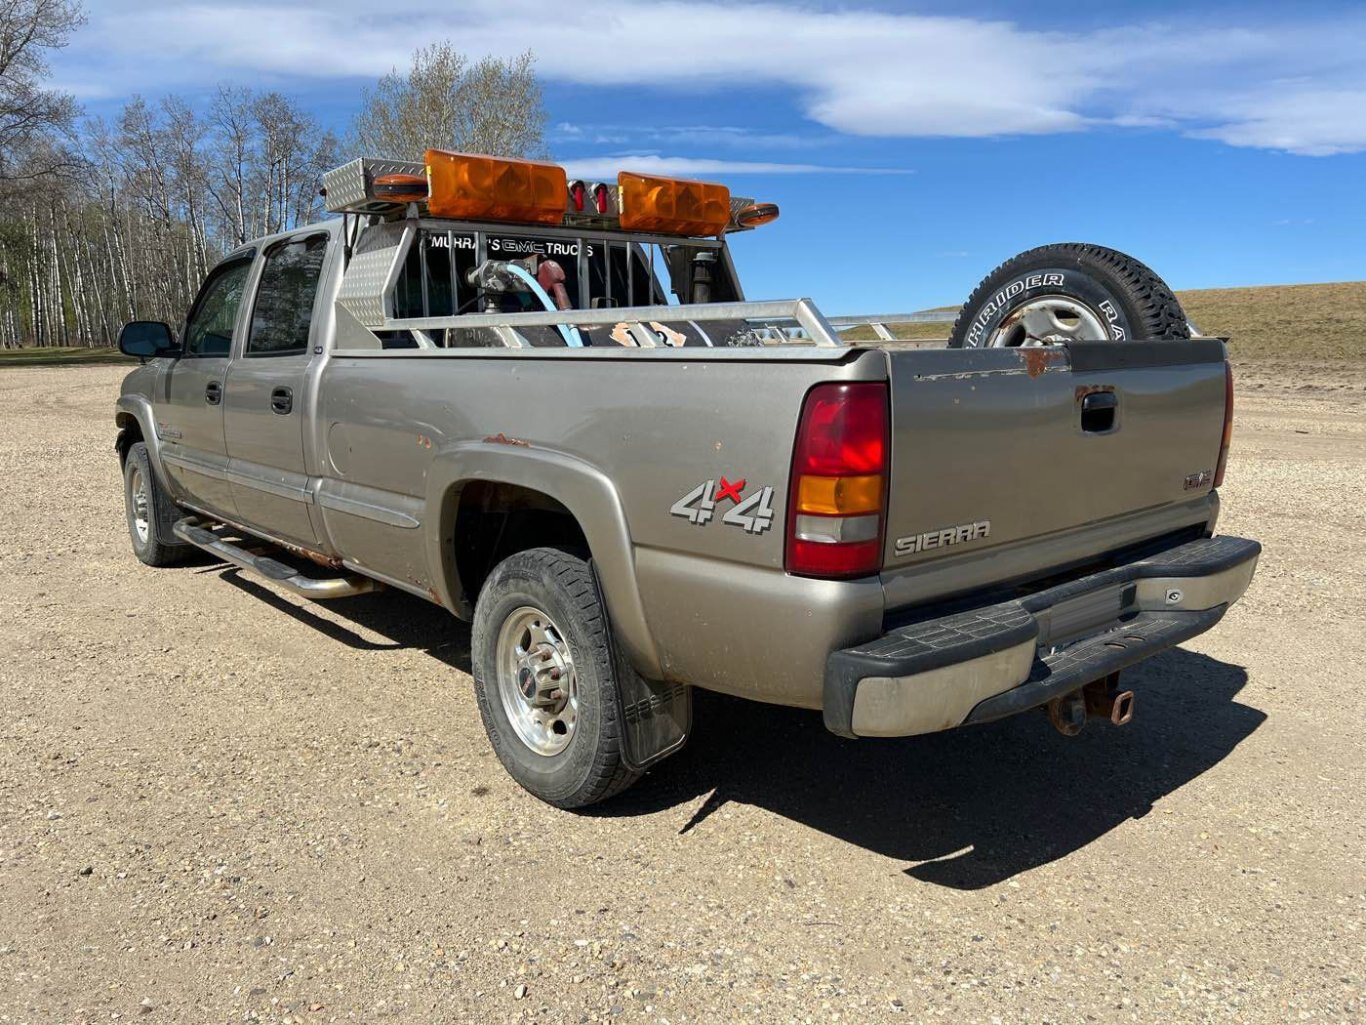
[271,386,294,415]
[1080,390,1118,433]
[205,381,222,405]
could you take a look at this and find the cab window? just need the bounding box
[183,257,253,357]
[246,234,328,357]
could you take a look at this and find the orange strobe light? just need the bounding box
[735,202,780,228]
[371,172,428,203]
[425,150,568,225]
[617,172,731,236]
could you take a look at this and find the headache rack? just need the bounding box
[320,151,955,354]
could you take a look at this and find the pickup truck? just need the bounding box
[114,151,1260,808]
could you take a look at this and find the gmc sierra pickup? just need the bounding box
[114,151,1260,807]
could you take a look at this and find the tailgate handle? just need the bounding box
[1080,390,1117,433]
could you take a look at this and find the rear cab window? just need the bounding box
[384,225,737,348]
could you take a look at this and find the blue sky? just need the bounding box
[59,0,1366,311]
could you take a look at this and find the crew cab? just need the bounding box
[114,150,1260,807]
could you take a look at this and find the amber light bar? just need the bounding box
[617,171,731,237]
[425,150,567,225]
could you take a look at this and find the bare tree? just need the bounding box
[349,44,545,160]
[0,31,547,350]
[0,0,84,182]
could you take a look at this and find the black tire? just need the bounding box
[948,242,1189,348]
[471,547,641,808]
[122,442,191,567]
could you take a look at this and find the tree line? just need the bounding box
[0,0,546,350]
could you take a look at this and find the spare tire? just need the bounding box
[947,242,1189,348]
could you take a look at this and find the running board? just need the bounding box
[172,518,379,600]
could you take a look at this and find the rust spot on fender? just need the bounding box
[483,432,530,447]
[416,434,433,449]
[1020,348,1067,378]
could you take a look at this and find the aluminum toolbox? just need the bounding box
[321,157,426,215]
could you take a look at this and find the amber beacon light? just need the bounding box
[617,171,731,236]
[425,150,568,225]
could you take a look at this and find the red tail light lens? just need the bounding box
[786,382,889,579]
[1213,362,1234,487]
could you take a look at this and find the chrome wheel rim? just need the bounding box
[129,466,150,544]
[987,295,1111,347]
[496,605,579,757]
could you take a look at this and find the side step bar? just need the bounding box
[173,518,379,600]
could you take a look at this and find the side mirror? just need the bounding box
[119,321,179,360]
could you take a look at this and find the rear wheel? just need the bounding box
[948,243,1189,348]
[471,547,641,808]
[122,442,191,567]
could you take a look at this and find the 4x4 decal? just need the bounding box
[671,476,776,534]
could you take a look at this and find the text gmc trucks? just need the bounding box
[114,151,1260,807]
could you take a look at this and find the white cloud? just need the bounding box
[58,0,1366,156]
[560,155,910,178]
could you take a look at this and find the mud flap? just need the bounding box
[592,561,691,771]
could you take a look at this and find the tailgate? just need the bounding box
[881,339,1228,590]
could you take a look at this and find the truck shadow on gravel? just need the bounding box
[613,649,1263,890]
[216,567,1261,890]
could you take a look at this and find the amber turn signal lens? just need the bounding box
[796,474,883,516]
[617,171,731,236]
[425,150,567,225]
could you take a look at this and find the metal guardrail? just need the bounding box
[825,310,958,341]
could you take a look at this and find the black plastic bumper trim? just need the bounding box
[823,535,1259,738]
[962,605,1227,724]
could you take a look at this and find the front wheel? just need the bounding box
[471,547,641,808]
[123,442,190,567]
[948,242,1190,348]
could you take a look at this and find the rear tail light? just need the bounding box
[786,382,889,578]
[1213,361,1234,487]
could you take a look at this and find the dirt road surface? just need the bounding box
[1,364,1362,1024]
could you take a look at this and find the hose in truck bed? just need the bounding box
[503,264,584,347]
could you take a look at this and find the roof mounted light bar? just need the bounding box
[321,154,778,237]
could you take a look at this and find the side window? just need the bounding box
[246,234,328,357]
[183,257,253,357]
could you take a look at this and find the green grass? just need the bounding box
[0,346,135,367]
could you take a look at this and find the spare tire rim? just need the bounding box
[496,605,579,757]
[987,295,1110,347]
[129,466,151,544]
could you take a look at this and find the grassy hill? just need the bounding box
[841,282,1366,361]
[1178,281,1366,363]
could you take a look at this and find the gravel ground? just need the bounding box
[1,365,1362,1025]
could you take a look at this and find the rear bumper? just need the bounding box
[823,535,1260,738]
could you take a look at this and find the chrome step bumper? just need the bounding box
[172,518,379,600]
[824,535,1260,738]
